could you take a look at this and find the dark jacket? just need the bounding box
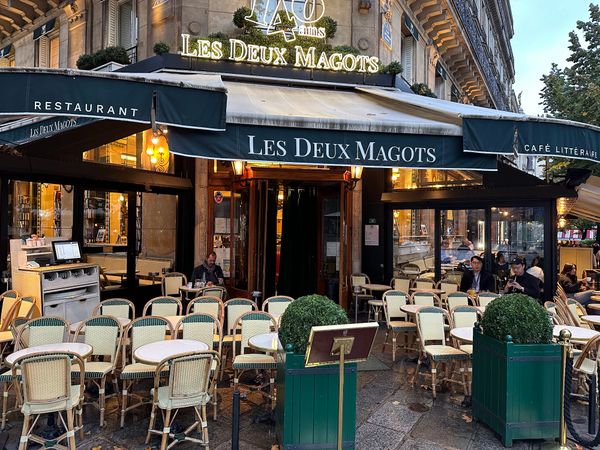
[559,274,581,294]
[506,272,541,299]
[460,270,496,293]
[191,263,224,285]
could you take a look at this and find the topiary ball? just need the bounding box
[481,293,553,344]
[279,294,348,354]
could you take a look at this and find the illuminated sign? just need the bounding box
[247,0,326,41]
[181,34,380,73]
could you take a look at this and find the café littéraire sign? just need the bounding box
[180,0,380,74]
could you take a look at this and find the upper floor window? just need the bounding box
[105,0,136,49]
[33,19,59,68]
[401,33,415,84]
[0,45,15,67]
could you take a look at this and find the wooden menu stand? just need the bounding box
[305,323,379,450]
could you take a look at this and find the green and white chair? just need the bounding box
[224,298,257,336]
[92,298,135,320]
[14,351,85,450]
[120,316,172,428]
[477,292,500,308]
[262,295,294,321]
[446,292,470,310]
[174,313,223,420]
[413,277,435,290]
[437,279,459,306]
[350,273,374,316]
[187,295,224,324]
[0,317,28,429]
[143,296,182,317]
[201,286,227,301]
[410,292,440,307]
[381,290,417,362]
[145,351,218,450]
[232,311,278,409]
[72,315,122,427]
[161,272,187,298]
[414,306,468,398]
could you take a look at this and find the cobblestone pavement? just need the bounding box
[0,328,590,449]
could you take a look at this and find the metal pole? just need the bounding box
[232,390,240,450]
[337,343,345,450]
[588,374,596,435]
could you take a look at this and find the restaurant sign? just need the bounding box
[463,117,600,164]
[168,124,498,171]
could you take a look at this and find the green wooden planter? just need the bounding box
[472,327,561,447]
[276,351,357,449]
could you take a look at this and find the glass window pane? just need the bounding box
[440,209,486,265]
[213,190,232,278]
[392,209,435,277]
[8,181,73,239]
[391,168,482,190]
[232,190,249,290]
[491,206,545,285]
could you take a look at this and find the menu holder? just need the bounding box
[305,322,379,450]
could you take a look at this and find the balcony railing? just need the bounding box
[126,46,137,64]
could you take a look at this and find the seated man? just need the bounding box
[191,251,225,286]
[503,257,541,300]
[460,255,495,293]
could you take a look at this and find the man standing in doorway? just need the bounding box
[460,255,495,293]
[191,251,225,286]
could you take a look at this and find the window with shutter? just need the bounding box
[36,36,49,68]
[401,36,414,84]
[49,36,59,68]
[118,0,133,49]
[106,0,118,47]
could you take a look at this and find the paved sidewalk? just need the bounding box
[1,328,589,449]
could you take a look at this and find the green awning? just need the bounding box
[0,68,227,132]
[33,19,56,40]
[463,117,600,163]
[169,124,497,170]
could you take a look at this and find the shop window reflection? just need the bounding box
[83,130,173,173]
[440,209,485,265]
[8,181,73,239]
[392,209,435,277]
[391,168,482,190]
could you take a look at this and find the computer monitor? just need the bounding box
[52,241,82,264]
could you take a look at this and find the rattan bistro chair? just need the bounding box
[350,273,374,315]
[92,298,136,320]
[413,277,435,290]
[174,313,223,420]
[0,296,20,332]
[162,272,187,298]
[120,316,172,428]
[381,290,417,361]
[143,296,182,317]
[232,312,278,409]
[72,316,122,426]
[391,277,411,293]
[414,307,469,398]
[446,292,470,310]
[201,286,227,301]
[14,351,85,450]
[186,296,224,324]
[410,292,440,307]
[145,351,219,450]
[477,292,500,308]
[262,296,294,318]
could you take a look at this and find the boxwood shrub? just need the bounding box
[480,293,553,344]
[279,294,348,354]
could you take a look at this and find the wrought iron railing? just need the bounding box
[126,45,137,64]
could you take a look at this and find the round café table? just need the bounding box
[361,283,391,292]
[450,327,473,343]
[133,339,209,365]
[553,325,599,342]
[179,286,204,304]
[581,315,600,326]
[361,284,391,323]
[5,342,93,367]
[69,317,131,334]
[400,304,425,316]
[248,332,281,353]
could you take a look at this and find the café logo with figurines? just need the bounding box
[180,0,381,73]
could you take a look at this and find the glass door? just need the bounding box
[317,187,341,300]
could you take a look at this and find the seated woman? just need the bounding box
[559,263,595,307]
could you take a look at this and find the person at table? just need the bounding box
[455,239,474,261]
[559,263,595,307]
[191,251,224,286]
[460,255,495,293]
[503,257,540,300]
[526,256,544,283]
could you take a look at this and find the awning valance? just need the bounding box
[33,18,56,40]
[0,44,11,58]
[0,68,227,133]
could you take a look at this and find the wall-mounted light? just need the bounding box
[345,166,364,190]
[232,160,245,176]
[558,216,567,229]
[145,128,169,172]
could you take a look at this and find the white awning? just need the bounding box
[573,176,600,222]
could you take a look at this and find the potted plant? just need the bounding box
[276,294,352,449]
[472,293,560,447]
